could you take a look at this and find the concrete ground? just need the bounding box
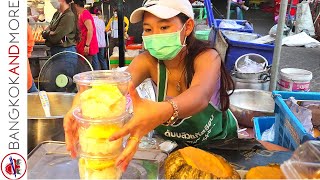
[212,0,320,92]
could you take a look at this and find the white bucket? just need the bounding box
[278,68,313,91]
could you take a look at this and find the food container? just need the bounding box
[229,89,275,127]
[73,70,131,119]
[73,107,129,158]
[73,70,131,93]
[78,156,122,180]
[281,140,320,179]
[232,75,270,91]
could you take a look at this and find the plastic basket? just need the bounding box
[221,30,274,72]
[215,19,254,33]
[195,30,211,40]
[272,91,320,151]
[253,116,275,141]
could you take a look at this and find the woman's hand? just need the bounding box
[109,82,172,172]
[64,107,79,158]
[84,46,90,56]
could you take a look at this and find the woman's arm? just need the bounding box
[47,14,75,44]
[126,52,153,88]
[171,49,221,118]
[110,49,221,171]
[84,19,94,47]
[105,18,112,32]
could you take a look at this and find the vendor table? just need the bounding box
[28,141,167,179]
[27,139,292,179]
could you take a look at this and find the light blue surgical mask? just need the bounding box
[142,24,187,60]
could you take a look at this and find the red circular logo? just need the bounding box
[1,153,27,179]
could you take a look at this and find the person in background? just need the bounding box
[64,0,238,172]
[105,8,129,57]
[231,0,249,20]
[73,0,99,67]
[41,0,80,82]
[90,6,108,70]
[42,0,79,56]
[28,23,38,93]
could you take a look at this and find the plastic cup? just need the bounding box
[281,140,320,179]
[73,70,131,119]
[73,70,131,93]
[78,156,122,180]
[73,107,129,158]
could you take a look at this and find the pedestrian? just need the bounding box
[105,8,129,57]
[28,22,38,93]
[64,0,238,172]
[73,0,99,67]
[41,0,80,85]
[90,6,108,70]
[231,0,249,20]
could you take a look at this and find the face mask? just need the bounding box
[50,0,60,10]
[114,12,117,17]
[142,24,187,60]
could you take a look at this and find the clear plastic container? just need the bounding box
[73,107,129,158]
[73,70,131,119]
[78,156,122,180]
[280,140,320,179]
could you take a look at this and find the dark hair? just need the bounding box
[66,0,80,42]
[89,6,95,14]
[177,13,235,112]
[73,0,85,7]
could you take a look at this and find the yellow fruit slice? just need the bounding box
[84,124,121,139]
[80,157,115,170]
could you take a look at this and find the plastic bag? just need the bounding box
[281,140,320,179]
[282,32,320,48]
[237,55,266,73]
[261,124,275,142]
[295,0,315,36]
[286,97,314,136]
[219,20,244,29]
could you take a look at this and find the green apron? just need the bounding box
[155,62,237,146]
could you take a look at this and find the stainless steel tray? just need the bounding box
[28,141,167,179]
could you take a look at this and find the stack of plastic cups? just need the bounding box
[73,70,131,180]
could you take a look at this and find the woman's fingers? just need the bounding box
[64,114,73,149]
[109,120,132,141]
[64,112,78,158]
[116,135,140,172]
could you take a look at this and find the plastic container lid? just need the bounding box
[280,68,313,82]
[280,140,320,179]
[73,70,131,86]
[73,107,130,124]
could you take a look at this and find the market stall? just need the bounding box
[28,0,53,81]
[26,0,320,179]
[26,69,320,179]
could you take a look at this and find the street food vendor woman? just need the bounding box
[64,0,238,172]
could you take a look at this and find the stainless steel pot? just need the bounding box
[234,68,270,80]
[28,92,75,152]
[232,76,270,91]
[229,89,274,128]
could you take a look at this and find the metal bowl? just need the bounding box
[229,89,274,127]
[28,92,75,152]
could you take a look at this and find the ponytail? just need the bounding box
[69,2,80,42]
